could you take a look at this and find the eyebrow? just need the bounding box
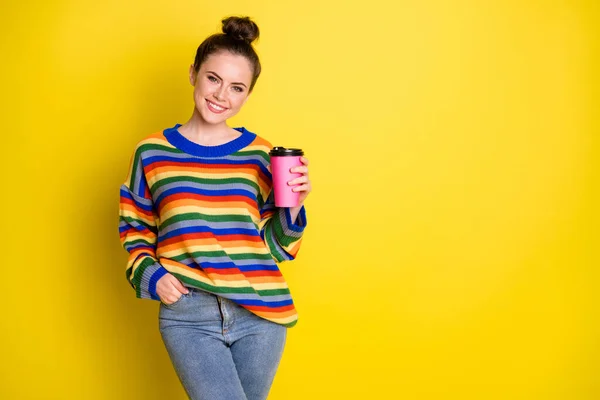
[207,71,248,88]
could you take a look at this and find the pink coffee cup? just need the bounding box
[269,146,304,207]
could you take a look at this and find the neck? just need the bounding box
[179,108,231,143]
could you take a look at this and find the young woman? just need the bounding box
[118,16,311,400]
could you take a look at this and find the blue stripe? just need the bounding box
[199,262,280,272]
[237,264,281,272]
[145,154,265,168]
[138,171,148,199]
[158,225,260,241]
[148,266,168,300]
[119,223,156,235]
[126,243,155,252]
[234,298,294,307]
[120,188,154,212]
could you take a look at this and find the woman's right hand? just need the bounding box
[156,273,190,305]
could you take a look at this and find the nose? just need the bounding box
[213,85,226,101]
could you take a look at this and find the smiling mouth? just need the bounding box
[206,99,228,113]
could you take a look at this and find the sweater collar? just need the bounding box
[163,123,256,157]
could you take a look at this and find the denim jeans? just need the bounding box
[158,287,288,400]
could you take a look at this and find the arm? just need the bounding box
[118,147,168,300]
[288,204,305,225]
[257,189,308,262]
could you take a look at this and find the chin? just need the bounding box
[198,109,228,125]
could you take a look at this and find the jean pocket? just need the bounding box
[163,291,189,308]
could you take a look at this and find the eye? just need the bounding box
[232,86,244,93]
[207,75,218,83]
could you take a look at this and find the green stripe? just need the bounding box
[171,251,272,262]
[271,210,297,247]
[161,212,254,229]
[264,224,286,262]
[176,275,256,294]
[120,215,155,229]
[125,238,155,248]
[129,147,143,190]
[236,149,270,163]
[257,288,291,296]
[176,275,291,296]
[229,252,272,260]
[131,256,156,290]
[140,142,182,154]
[151,175,259,193]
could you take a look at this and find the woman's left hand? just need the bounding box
[289,156,311,204]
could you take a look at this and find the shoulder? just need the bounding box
[243,129,273,156]
[130,127,173,157]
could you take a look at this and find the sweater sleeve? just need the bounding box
[118,146,168,300]
[257,188,308,263]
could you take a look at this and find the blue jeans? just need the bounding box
[158,287,288,400]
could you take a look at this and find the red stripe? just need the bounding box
[160,232,263,246]
[243,270,283,277]
[148,160,259,169]
[121,197,154,218]
[204,268,242,275]
[120,226,153,238]
[245,304,295,312]
[203,268,283,277]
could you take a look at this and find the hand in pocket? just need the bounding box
[156,273,190,305]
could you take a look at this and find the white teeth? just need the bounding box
[208,101,225,111]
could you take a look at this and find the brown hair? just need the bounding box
[193,16,261,91]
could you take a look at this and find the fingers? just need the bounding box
[290,166,308,174]
[292,183,310,192]
[171,276,190,294]
[287,176,308,186]
[156,272,190,304]
[163,293,182,304]
[267,157,311,198]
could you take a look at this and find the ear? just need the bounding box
[189,64,196,86]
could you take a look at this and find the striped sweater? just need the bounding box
[118,123,307,328]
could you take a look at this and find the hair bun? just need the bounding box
[222,16,259,43]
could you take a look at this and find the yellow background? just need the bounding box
[1,0,597,398]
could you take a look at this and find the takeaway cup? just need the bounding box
[269,146,304,207]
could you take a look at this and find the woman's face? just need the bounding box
[189,51,253,125]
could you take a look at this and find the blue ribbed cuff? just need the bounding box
[283,205,307,235]
[140,263,169,300]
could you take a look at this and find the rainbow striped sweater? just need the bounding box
[118,123,307,328]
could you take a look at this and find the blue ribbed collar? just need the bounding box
[163,123,256,157]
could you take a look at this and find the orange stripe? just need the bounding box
[120,200,154,218]
[146,164,259,180]
[159,198,260,220]
[248,306,297,317]
[157,238,267,253]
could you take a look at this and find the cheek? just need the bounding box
[194,81,211,97]
[230,94,247,109]
[192,86,202,101]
